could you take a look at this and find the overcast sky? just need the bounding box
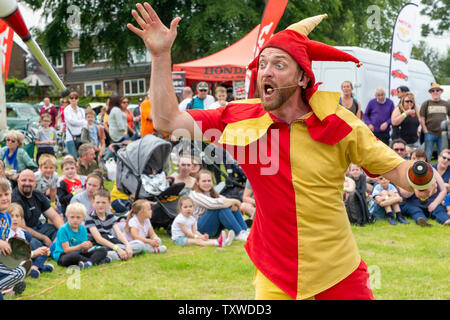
[14,1,449,56]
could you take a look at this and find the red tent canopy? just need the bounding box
[172,25,260,82]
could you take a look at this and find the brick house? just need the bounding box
[8,41,27,80]
[53,39,151,97]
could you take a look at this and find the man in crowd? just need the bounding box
[39,97,58,128]
[77,143,100,176]
[396,86,410,101]
[178,86,194,111]
[363,88,395,145]
[128,3,437,300]
[11,170,64,248]
[391,138,409,159]
[184,82,215,110]
[419,84,450,162]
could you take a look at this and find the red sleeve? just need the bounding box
[186,107,226,143]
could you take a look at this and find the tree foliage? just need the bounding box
[23,0,442,67]
[5,78,30,101]
[420,0,450,37]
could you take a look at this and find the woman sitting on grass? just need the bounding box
[124,199,167,253]
[189,169,249,242]
[171,196,234,247]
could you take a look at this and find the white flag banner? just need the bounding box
[388,3,419,105]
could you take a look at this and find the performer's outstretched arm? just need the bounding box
[127,2,198,138]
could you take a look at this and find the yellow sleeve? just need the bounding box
[347,120,404,175]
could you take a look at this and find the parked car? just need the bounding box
[85,102,106,115]
[6,102,40,130]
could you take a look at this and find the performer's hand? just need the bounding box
[127,2,182,57]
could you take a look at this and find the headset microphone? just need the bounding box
[266,84,299,93]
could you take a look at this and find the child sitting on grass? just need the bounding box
[0,179,29,299]
[371,176,408,225]
[6,203,53,279]
[34,154,59,210]
[57,157,84,216]
[52,203,109,269]
[85,189,144,261]
[124,199,167,253]
[171,196,234,247]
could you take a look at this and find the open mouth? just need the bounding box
[263,84,275,97]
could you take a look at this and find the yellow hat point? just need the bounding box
[286,14,328,36]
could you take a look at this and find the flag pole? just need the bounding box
[0,48,7,131]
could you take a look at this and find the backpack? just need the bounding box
[345,191,374,226]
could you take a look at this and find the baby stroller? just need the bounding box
[179,138,246,200]
[115,134,184,235]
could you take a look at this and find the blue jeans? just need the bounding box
[65,140,78,158]
[424,132,441,162]
[197,208,248,238]
[401,202,449,224]
[371,203,390,221]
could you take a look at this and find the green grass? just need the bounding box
[6,219,449,300]
[18,159,446,300]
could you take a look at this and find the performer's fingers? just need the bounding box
[144,2,161,24]
[131,9,147,30]
[127,23,143,37]
[136,2,152,24]
[170,17,182,32]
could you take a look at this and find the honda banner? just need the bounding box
[0,19,14,81]
[388,3,419,105]
[244,0,288,97]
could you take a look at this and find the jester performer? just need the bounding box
[128,3,437,300]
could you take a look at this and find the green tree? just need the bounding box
[24,0,265,65]
[24,0,438,65]
[277,0,404,53]
[412,41,448,84]
[5,78,30,101]
[420,0,450,37]
[33,79,42,97]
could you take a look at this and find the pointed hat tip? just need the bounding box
[286,14,328,36]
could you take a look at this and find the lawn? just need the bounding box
[7,218,449,300]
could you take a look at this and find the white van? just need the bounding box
[312,46,436,112]
[441,85,450,102]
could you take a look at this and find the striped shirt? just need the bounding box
[188,190,224,219]
[85,211,118,244]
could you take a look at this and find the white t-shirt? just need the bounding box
[7,227,26,240]
[125,215,152,242]
[178,98,192,112]
[35,171,59,195]
[171,213,196,240]
[64,106,86,141]
[207,101,228,110]
[178,95,215,111]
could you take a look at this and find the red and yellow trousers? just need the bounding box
[254,260,375,300]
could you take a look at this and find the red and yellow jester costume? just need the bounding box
[187,15,404,299]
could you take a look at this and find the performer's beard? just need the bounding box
[260,85,298,111]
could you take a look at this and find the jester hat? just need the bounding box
[247,14,362,102]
